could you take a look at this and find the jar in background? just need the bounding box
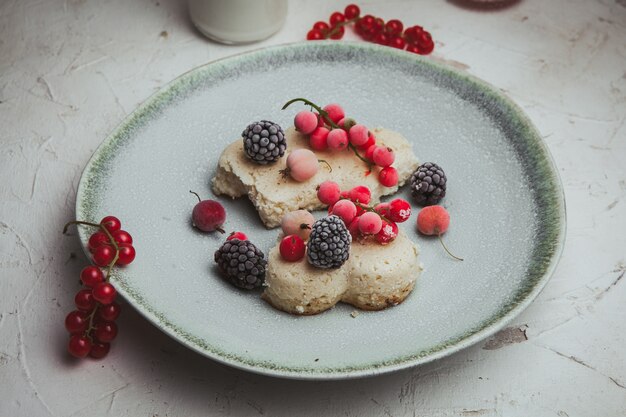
[189,0,288,44]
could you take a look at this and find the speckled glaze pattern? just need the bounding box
[76,42,565,379]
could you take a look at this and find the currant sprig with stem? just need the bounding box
[282,98,372,169]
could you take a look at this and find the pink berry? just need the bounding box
[417,205,450,235]
[348,216,361,239]
[331,199,357,224]
[314,113,325,127]
[323,103,345,123]
[281,210,315,240]
[348,124,369,146]
[317,181,341,205]
[365,145,377,161]
[279,235,306,262]
[327,129,348,151]
[309,127,329,151]
[376,220,399,244]
[348,185,371,204]
[388,199,412,223]
[337,117,356,131]
[294,110,318,135]
[286,149,319,182]
[358,133,376,150]
[191,192,226,233]
[227,231,248,241]
[358,212,383,234]
[372,146,395,167]
[374,202,390,217]
[379,166,399,187]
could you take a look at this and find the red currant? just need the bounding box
[307,29,324,40]
[227,231,248,241]
[358,133,376,150]
[112,229,133,245]
[406,44,421,54]
[80,265,104,287]
[279,235,306,262]
[376,220,399,245]
[385,19,403,36]
[313,21,330,33]
[344,4,360,19]
[372,18,385,34]
[388,199,412,223]
[88,231,109,252]
[100,216,121,233]
[115,243,136,266]
[89,342,110,359]
[94,321,118,343]
[418,38,434,55]
[68,335,92,358]
[389,36,406,49]
[379,166,399,187]
[92,245,115,267]
[98,302,121,321]
[75,289,96,312]
[92,282,117,305]
[65,310,89,334]
[374,33,388,45]
[329,12,346,27]
[329,25,345,40]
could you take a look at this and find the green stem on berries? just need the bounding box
[189,190,202,203]
[438,234,464,261]
[351,200,392,224]
[282,98,373,170]
[325,17,359,38]
[318,159,332,172]
[63,220,121,280]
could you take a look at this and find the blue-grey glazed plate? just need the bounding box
[76,42,565,379]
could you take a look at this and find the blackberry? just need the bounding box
[410,162,447,205]
[307,215,351,269]
[242,120,286,165]
[214,239,266,290]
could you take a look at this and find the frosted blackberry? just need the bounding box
[242,120,286,165]
[214,239,266,290]
[307,215,351,269]
[410,162,447,205]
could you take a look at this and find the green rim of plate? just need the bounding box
[76,42,566,379]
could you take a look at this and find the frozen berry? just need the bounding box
[358,212,383,235]
[294,110,318,135]
[317,181,341,205]
[337,117,356,131]
[348,185,371,204]
[348,124,369,146]
[374,202,390,217]
[227,231,248,241]
[359,133,376,150]
[281,210,315,240]
[286,149,319,182]
[190,191,226,233]
[417,205,462,261]
[327,129,348,151]
[279,235,306,262]
[214,239,266,289]
[307,216,351,269]
[388,199,411,223]
[309,127,330,151]
[323,103,345,124]
[365,145,377,161]
[372,146,395,167]
[242,120,286,165]
[376,220,399,245]
[332,199,357,225]
[410,162,447,205]
[347,216,361,239]
[379,166,399,187]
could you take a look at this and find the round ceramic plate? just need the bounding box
[76,42,565,379]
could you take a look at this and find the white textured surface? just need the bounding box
[0,0,624,415]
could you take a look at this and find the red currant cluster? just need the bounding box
[306,4,435,55]
[63,216,136,359]
[317,182,411,244]
[283,98,399,187]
